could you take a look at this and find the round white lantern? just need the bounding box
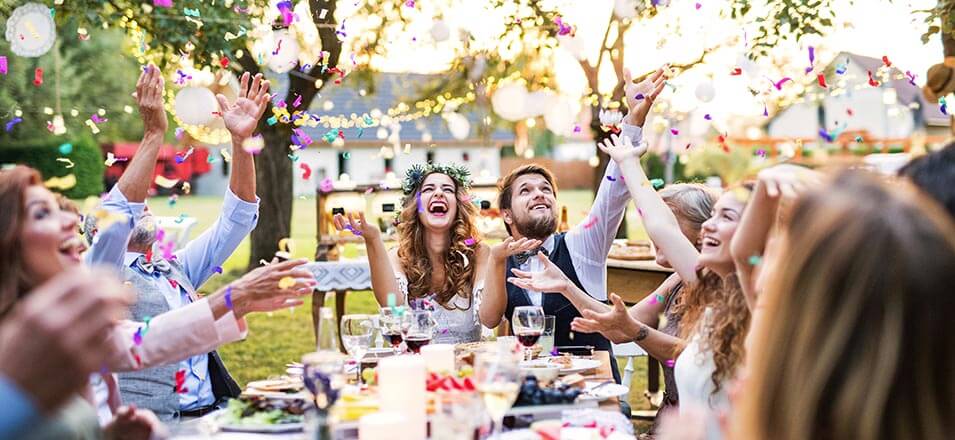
[694,82,715,103]
[174,87,218,126]
[525,90,557,118]
[491,83,529,122]
[613,0,638,19]
[430,20,450,42]
[267,29,301,73]
[443,112,471,140]
[544,95,580,136]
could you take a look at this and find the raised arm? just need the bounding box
[572,293,685,362]
[216,72,271,203]
[730,164,820,309]
[333,212,400,306]
[85,65,167,268]
[597,135,700,284]
[481,237,542,328]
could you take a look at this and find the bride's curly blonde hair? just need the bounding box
[397,171,482,309]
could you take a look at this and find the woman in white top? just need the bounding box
[335,164,509,344]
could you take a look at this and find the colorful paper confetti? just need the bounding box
[224,286,233,310]
[174,369,188,393]
[299,162,312,180]
[5,117,23,132]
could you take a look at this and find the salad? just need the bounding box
[219,396,306,426]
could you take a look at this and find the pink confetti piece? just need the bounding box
[153,0,172,7]
[670,128,679,135]
[573,124,581,133]
[133,327,144,345]
[665,359,675,368]
[0,56,7,75]
[464,237,476,246]
[771,76,792,90]
[582,215,598,229]
[169,278,179,289]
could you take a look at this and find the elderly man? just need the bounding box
[110,69,276,421]
[483,67,666,384]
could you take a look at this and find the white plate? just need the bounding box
[580,381,629,401]
[219,422,304,433]
[521,357,602,374]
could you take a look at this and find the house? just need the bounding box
[195,72,514,197]
[766,52,951,142]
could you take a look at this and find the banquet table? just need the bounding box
[171,350,623,439]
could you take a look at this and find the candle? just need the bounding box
[377,355,426,439]
[359,411,409,440]
[420,344,455,373]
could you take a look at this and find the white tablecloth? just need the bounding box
[304,260,372,291]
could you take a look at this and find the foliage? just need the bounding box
[0,28,146,144]
[0,135,104,198]
[916,0,955,43]
[734,0,840,59]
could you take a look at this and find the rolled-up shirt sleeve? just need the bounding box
[85,185,146,270]
[176,189,260,288]
[0,376,40,439]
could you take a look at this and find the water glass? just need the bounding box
[474,351,521,439]
[540,315,556,356]
[340,314,374,385]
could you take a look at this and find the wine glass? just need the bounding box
[512,306,545,361]
[474,350,521,439]
[402,309,435,354]
[379,307,405,354]
[340,314,374,386]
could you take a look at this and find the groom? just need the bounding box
[484,67,666,383]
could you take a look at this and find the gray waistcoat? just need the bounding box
[117,258,199,421]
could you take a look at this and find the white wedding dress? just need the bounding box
[674,308,730,440]
[395,272,485,344]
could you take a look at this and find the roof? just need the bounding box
[269,71,514,146]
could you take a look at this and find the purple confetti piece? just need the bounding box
[550,347,559,356]
[0,56,7,75]
[5,117,23,132]
[175,127,185,140]
[756,148,766,158]
[634,93,645,100]
[464,237,476,246]
[213,266,223,274]
[224,286,233,310]
[416,192,424,213]
[670,128,679,135]
[704,114,712,120]
[606,175,617,182]
[91,114,108,124]
[665,359,675,368]
[133,327,144,345]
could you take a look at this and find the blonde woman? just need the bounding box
[733,171,955,440]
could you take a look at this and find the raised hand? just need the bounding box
[226,258,316,316]
[507,252,570,293]
[623,66,667,127]
[756,164,821,199]
[596,133,647,165]
[103,405,167,440]
[490,237,543,262]
[333,212,381,241]
[135,64,168,135]
[216,72,271,139]
[571,293,643,343]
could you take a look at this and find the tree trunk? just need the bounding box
[248,123,294,268]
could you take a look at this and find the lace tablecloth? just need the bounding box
[303,260,372,291]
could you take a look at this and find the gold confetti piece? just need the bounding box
[56,158,75,169]
[85,119,100,134]
[181,182,192,195]
[154,175,180,189]
[44,174,76,190]
[105,152,119,166]
[242,137,264,154]
[220,148,232,163]
[278,276,296,289]
[278,237,295,255]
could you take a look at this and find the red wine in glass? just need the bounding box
[517,331,542,347]
[383,331,404,347]
[405,335,432,353]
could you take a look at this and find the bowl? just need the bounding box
[520,364,560,383]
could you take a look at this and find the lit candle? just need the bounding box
[359,411,409,440]
[377,355,426,439]
[420,344,455,373]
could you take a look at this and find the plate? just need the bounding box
[580,381,629,401]
[521,357,602,374]
[219,422,304,433]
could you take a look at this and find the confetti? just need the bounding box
[804,46,815,74]
[770,76,792,90]
[175,147,194,164]
[242,136,265,154]
[905,71,917,86]
[835,58,849,75]
[817,73,828,89]
[0,56,7,75]
[670,128,679,136]
[730,67,742,76]
[224,286,233,310]
[85,119,100,134]
[606,175,617,182]
[704,114,712,120]
[213,266,223,274]
[755,149,766,158]
[299,162,312,180]
[867,70,880,87]
[174,370,188,393]
[5,117,23,132]
[665,359,675,368]
[319,177,334,193]
[940,97,948,116]
[464,237,476,246]
[278,237,295,255]
[581,215,598,229]
[105,153,127,166]
[44,174,76,190]
[33,68,43,87]
[182,182,191,194]
[855,135,863,143]
[278,276,296,289]
[748,255,762,266]
[56,158,75,168]
[174,213,187,224]
[650,178,664,190]
[573,124,581,133]
[167,194,178,207]
[154,175,179,189]
[220,148,232,163]
[881,55,892,68]
[417,192,424,213]
[153,0,172,7]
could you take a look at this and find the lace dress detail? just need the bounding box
[395,273,484,344]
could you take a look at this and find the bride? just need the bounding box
[334,164,536,343]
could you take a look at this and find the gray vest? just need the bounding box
[118,258,201,421]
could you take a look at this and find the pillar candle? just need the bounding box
[420,344,455,373]
[359,411,409,440]
[377,355,426,439]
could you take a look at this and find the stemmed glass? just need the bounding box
[401,309,435,354]
[512,306,545,361]
[474,350,521,439]
[340,314,374,386]
[379,307,405,354]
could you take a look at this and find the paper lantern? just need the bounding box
[267,29,301,74]
[613,0,638,19]
[443,112,470,140]
[695,82,715,103]
[544,95,580,136]
[525,90,557,118]
[430,20,450,42]
[174,87,218,126]
[491,83,529,122]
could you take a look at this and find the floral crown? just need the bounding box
[401,163,472,200]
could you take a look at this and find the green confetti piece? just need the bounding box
[288,153,299,162]
[748,255,762,266]
[266,115,278,126]
[650,178,665,190]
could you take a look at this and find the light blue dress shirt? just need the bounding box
[84,185,147,269]
[0,375,41,438]
[113,188,259,411]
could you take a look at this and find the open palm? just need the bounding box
[624,66,666,127]
[508,253,570,293]
[217,72,271,139]
[597,133,647,164]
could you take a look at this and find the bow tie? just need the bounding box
[514,247,549,266]
[134,255,171,275]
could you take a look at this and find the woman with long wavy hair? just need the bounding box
[731,171,955,440]
[335,164,511,343]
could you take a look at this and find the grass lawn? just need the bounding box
[145,190,657,433]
